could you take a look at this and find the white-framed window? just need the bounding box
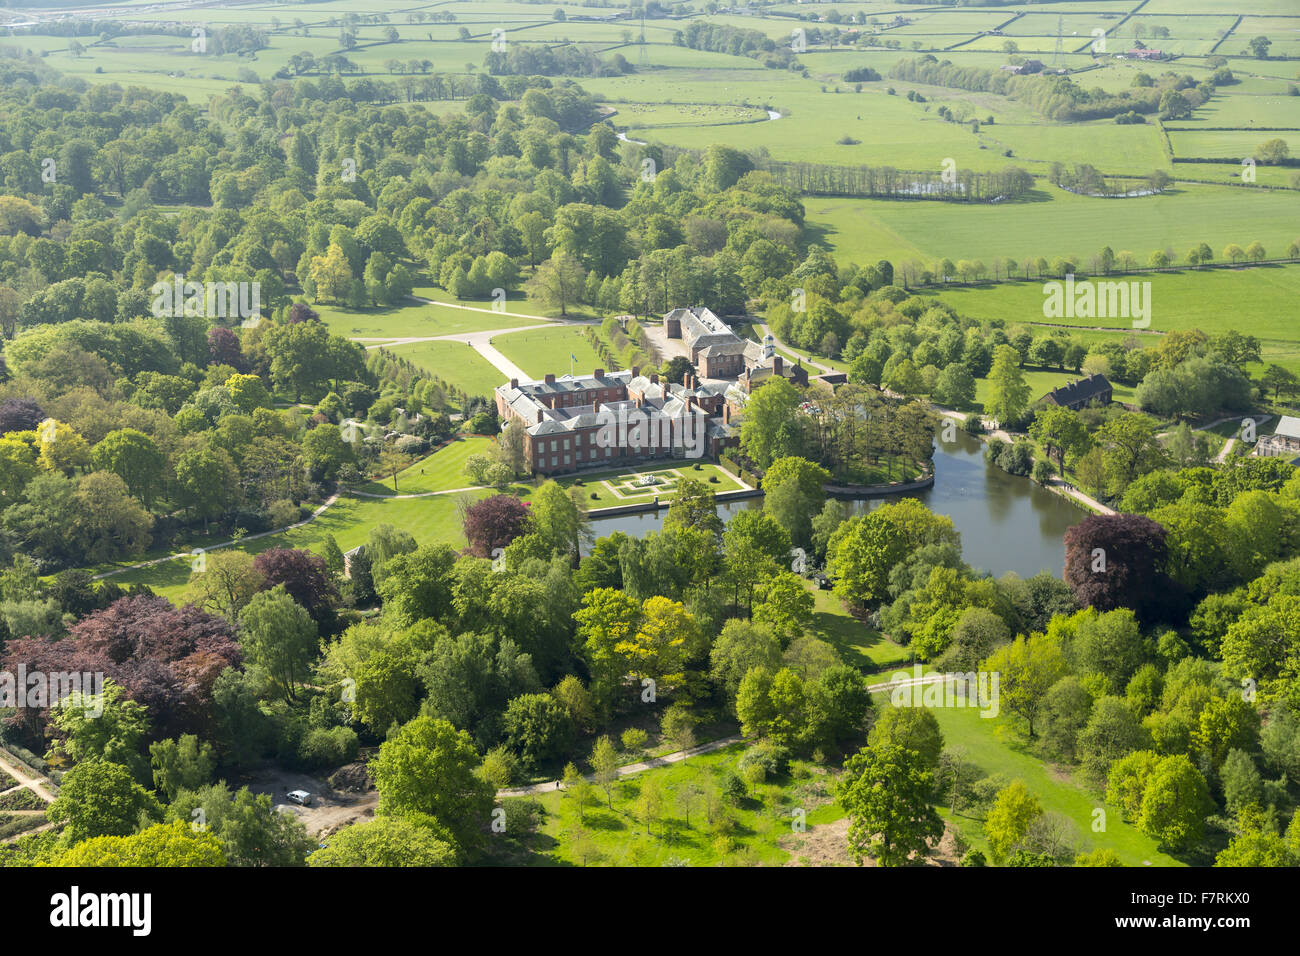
[564,455,571,465]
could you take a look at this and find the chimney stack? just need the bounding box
[544,373,556,385]
[723,404,731,424]
[510,378,518,389]
[631,366,640,379]
[773,356,783,376]
[592,400,600,413]
[594,368,604,379]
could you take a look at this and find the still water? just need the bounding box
[586,432,1087,578]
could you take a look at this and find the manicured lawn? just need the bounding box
[320,300,542,340]
[805,585,914,675]
[348,435,497,496]
[382,339,506,398]
[871,691,1184,867]
[491,326,610,380]
[94,491,486,603]
[557,462,746,508]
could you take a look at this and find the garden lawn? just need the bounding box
[321,301,542,340]
[557,463,746,508]
[805,584,914,675]
[492,326,609,380]
[383,339,506,398]
[871,691,1183,866]
[348,435,497,496]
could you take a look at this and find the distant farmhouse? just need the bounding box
[493,308,809,475]
[1001,59,1045,75]
[1123,48,1165,60]
[1040,373,1113,411]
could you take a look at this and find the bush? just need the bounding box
[1032,459,1054,484]
[267,498,300,528]
[620,727,648,754]
[500,797,545,834]
[719,770,747,805]
[298,726,359,770]
[738,741,790,780]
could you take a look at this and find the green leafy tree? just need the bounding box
[986,344,1031,426]
[371,715,495,853]
[46,759,162,844]
[309,816,456,867]
[838,742,943,866]
[238,585,319,702]
[985,780,1043,864]
[1139,754,1211,850]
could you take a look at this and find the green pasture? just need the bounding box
[1171,128,1296,160]
[802,185,1300,269]
[927,264,1300,375]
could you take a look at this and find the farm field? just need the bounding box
[925,264,1300,374]
[803,187,1300,269]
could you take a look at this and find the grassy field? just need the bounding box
[803,186,1300,269]
[382,340,506,398]
[94,490,480,603]
[873,693,1184,866]
[520,742,844,866]
[347,435,497,496]
[321,300,543,340]
[805,584,914,675]
[925,264,1300,375]
[973,368,1137,411]
[491,326,608,380]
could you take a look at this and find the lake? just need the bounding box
[586,431,1088,578]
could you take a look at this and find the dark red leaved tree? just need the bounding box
[463,494,532,558]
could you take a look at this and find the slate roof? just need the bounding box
[1043,373,1112,407]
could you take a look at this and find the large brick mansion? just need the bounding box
[493,307,812,476]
